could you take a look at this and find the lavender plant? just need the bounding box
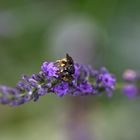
[0,54,116,106]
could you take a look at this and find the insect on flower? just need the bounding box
[56,54,75,82]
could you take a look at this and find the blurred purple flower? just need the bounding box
[122,69,140,98]
[123,84,138,99]
[123,69,137,81]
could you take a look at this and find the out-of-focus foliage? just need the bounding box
[0,0,140,140]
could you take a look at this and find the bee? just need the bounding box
[56,54,75,82]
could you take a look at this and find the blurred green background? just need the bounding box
[0,0,140,140]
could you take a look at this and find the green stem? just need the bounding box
[116,83,124,90]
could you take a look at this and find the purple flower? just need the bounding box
[123,84,138,99]
[52,82,69,97]
[17,81,31,92]
[122,69,140,98]
[31,73,43,82]
[123,70,137,81]
[101,73,116,89]
[0,85,29,105]
[9,94,31,106]
[41,62,59,78]
[38,85,47,96]
[74,63,89,83]
[22,75,38,88]
[77,82,94,95]
[98,68,116,90]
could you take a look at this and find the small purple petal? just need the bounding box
[52,82,69,97]
[41,62,59,78]
[77,82,94,94]
[38,86,47,96]
[32,74,43,82]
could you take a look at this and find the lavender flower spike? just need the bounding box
[122,69,140,98]
[0,54,116,106]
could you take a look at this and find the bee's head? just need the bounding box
[66,53,74,65]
